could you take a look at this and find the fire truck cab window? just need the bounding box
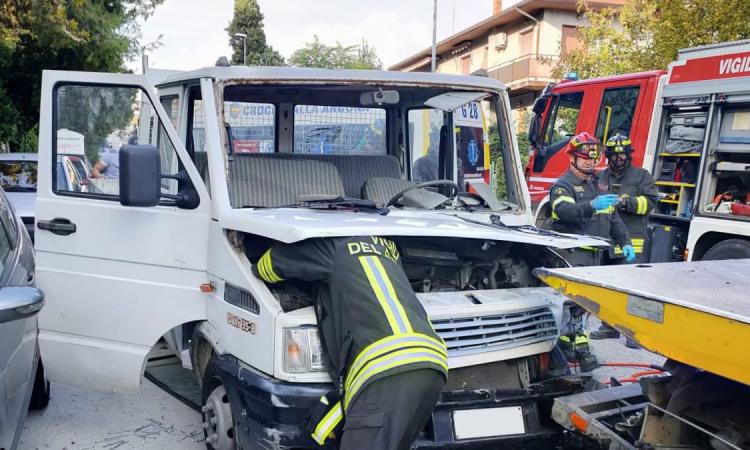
[595,86,640,142]
[535,91,583,172]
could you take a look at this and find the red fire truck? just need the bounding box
[526,40,750,261]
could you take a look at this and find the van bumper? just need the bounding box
[215,356,583,450]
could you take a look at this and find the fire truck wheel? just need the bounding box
[701,238,750,261]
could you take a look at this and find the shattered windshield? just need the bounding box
[221,85,520,213]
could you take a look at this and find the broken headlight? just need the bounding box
[283,327,326,373]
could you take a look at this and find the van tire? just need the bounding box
[29,358,51,410]
[202,358,236,450]
[700,239,750,261]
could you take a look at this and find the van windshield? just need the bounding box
[220,84,519,212]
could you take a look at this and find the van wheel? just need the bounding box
[700,239,750,261]
[29,358,51,410]
[202,360,236,450]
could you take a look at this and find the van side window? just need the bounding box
[187,88,209,184]
[53,84,181,198]
[293,106,385,155]
[595,86,641,141]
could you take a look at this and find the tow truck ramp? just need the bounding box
[534,259,750,450]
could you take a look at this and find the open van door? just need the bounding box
[35,71,210,392]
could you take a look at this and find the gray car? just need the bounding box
[0,186,49,450]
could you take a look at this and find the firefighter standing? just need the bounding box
[548,131,635,371]
[590,134,658,345]
[253,236,447,450]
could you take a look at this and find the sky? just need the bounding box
[128,0,523,72]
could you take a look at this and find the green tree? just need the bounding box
[289,36,382,69]
[226,0,284,66]
[556,0,750,79]
[489,126,530,199]
[0,0,164,153]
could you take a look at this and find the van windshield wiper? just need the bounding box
[241,196,389,215]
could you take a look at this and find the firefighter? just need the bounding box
[253,236,447,450]
[590,133,658,345]
[548,131,635,371]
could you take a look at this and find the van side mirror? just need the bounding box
[119,144,161,207]
[0,286,44,324]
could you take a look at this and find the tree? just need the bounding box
[555,0,750,79]
[0,0,164,153]
[226,0,284,66]
[289,36,383,70]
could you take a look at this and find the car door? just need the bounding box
[35,71,211,392]
[0,187,37,449]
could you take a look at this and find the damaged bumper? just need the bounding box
[215,355,585,449]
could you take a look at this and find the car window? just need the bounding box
[54,84,182,199]
[543,92,583,147]
[293,105,385,155]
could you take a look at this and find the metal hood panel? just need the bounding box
[221,208,608,249]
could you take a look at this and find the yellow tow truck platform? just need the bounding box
[533,259,750,450]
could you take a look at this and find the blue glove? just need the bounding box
[590,194,620,211]
[622,244,636,263]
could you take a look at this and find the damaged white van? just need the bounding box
[34,66,603,449]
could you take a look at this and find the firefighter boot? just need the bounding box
[558,335,577,362]
[574,334,598,373]
[590,322,620,340]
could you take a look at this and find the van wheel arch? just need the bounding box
[191,324,221,386]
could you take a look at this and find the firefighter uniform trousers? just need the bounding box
[598,164,658,263]
[549,170,631,266]
[253,236,448,450]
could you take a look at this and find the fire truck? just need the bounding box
[526,40,750,261]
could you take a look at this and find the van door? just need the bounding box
[35,71,211,392]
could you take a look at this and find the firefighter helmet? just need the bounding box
[566,131,601,160]
[605,133,633,159]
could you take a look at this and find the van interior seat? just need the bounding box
[362,177,416,206]
[257,153,403,198]
[229,154,345,208]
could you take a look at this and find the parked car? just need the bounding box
[0,185,49,450]
[0,153,38,239]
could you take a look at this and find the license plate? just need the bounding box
[452,406,525,440]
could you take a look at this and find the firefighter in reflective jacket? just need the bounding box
[253,236,447,450]
[549,132,634,372]
[598,133,658,262]
[549,131,635,265]
[591,134,658,344]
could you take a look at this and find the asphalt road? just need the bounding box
[19,320,665,450]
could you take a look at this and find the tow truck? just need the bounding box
[534,259,750,449]
[527,40,750,262]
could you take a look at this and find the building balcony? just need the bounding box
[488,53,560,94]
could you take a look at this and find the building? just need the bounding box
[389,0,625,131]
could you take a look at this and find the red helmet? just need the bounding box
[566,132,601,160]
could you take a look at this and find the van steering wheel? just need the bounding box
[386,180,460,208]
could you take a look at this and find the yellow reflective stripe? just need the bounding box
[634,196,648,215]
[311,401,343,445]
[632,238,645,246]
[594,205,614,214]
[258,250,283,283]
[614,245,644,254]
[552,195,576,211]
[345,333,447,392]
[358,256,413,334]
[344,348,448,410]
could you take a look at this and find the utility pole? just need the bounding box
[233,33,248,65]
[431,0,438,72]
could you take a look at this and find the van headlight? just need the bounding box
[283,327,326,373]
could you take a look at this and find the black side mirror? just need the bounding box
[0,286,44,324]
[119,144,161,207]
[532,95,549,115]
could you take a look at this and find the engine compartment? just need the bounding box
[240,233,568,312]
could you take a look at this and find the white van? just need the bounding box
[34,67,604,449]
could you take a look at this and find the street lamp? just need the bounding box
[233,32,247,65]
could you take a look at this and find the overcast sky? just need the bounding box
[129,0,522,72]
